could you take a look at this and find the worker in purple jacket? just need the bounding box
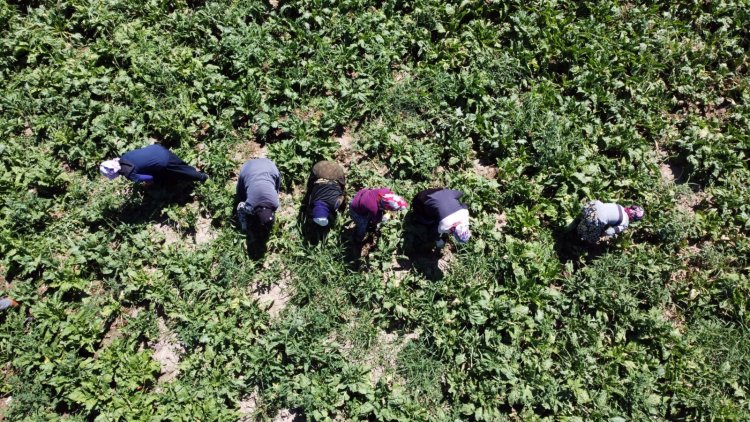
[99,144,207,185]
[349,188,408,242]
[411,188,471,248]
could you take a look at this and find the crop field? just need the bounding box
[1,0,750,420]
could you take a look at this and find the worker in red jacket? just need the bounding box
[349,188,408,242]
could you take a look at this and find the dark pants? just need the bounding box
[162,151,206,183]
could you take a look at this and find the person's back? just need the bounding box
[422,189,467,221]
[120,144,171,175]
[577,200,644,243]
[238,158,281,210]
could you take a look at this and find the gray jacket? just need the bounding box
[237,158,281,210]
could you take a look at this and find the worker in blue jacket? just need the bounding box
[99,144,208,186]
[411,188,471,248]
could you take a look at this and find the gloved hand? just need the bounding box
[435,239,446,249]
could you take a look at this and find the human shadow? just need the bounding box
[552,217,609,270]
[245,225,271,261]
[101,181,197,226]
[338,224,365,271]
[397,212,444,281]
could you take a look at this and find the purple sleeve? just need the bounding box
[133,173,154,183]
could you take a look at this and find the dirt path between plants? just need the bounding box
[151,317,184,384]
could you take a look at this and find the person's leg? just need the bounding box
[349,208,370,241]
[165,151,206,182]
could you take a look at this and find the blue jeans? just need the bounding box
[349,207,371,241]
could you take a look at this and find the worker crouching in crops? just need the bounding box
[349,188,408,243]
[576,200,644,244]
[0,297,18,312]
[236,158,281,258]
[302,161,346,239]
[99,144,208,187]
[410,188,471,249]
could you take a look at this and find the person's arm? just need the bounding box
[604,223,628,236]
[274,171,282,192]
[128,173,154,184]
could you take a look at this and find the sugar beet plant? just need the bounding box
[1,0,749,420]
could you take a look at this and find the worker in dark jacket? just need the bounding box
[305,160,346,227]
[411,188,471,248]
[99,144,208,185]
[236,158,281,233]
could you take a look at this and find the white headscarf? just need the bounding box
[99,158,121,180]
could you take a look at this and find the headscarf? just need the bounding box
[311,201,330,227]
[99,158,121,180]
[380,193,408,211]
[625,205,645,221]
[452,223,471,243]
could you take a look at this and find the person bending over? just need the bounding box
[236,158,281,233]
[100,144,207,186]
[577,200,644,244]
[306,160,346,228]
[349,188,408,242]
[411,188,471,248]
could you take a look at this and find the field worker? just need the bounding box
[306,160,346,227]
[236,158,281,234]
[411,188,471,248]
[577,200,644,244]
[99,144,208,186]
[349,188,408,242]
[0,297,18,312]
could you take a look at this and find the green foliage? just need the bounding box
[1,0,749,420]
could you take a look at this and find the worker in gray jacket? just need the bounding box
[577,200,644,243]
[236,158,281,234]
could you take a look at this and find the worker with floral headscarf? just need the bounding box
[349,187,408,242]
[577,200,644,244]
[411,188,471,248]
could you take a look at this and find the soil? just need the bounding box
[334,127,363,170]
[237,390,259,421]
[473,158,498,180]
[274,408,304,422]
[0,396,11,421]
[494,212,508,233]
[193,215,216,245]
[366,330,421,385]
[232,140,268,165]
[252,270,292,319]
[98,308,138,351]
[150,317,184,383]
[152,223,181,246]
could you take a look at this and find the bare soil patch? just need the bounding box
[232,140,268,165]
[0,396,12,421]
[150,317,184,383]
[152,223,181,246]
[473,158,498,180]
[334,126,364,170]
[494,212,508,233]
[99,307,139,351]
[252,270,292,319]
[194,215,216,245]
[366,330,421,385]
[238,390,259,421]
[274,408,304,422]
